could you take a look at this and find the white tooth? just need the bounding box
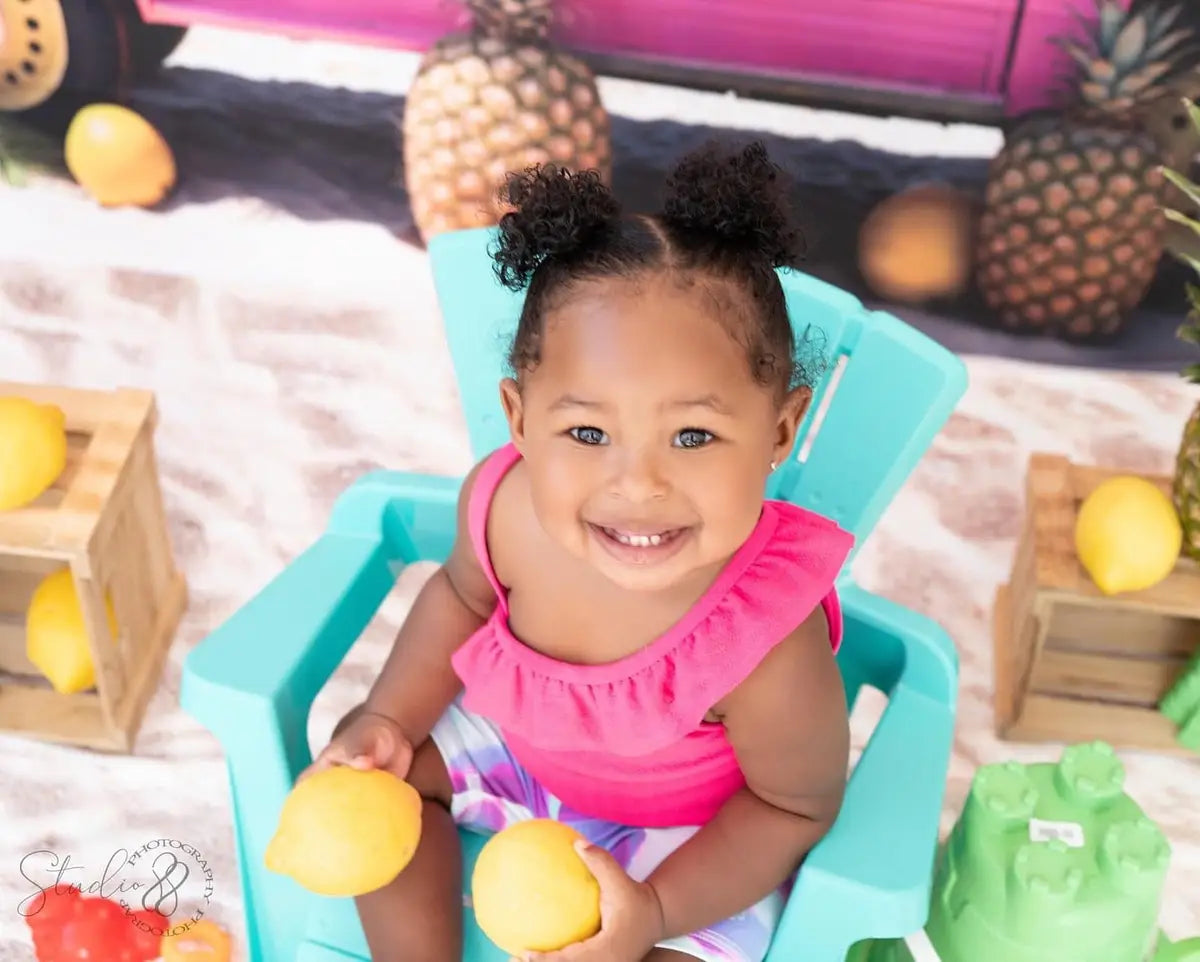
[606,528,671,547]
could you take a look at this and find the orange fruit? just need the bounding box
[64,104,176,208]
[858,183,976,304]
[161,919,232,962]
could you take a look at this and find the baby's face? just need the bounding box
[501,272,806,593]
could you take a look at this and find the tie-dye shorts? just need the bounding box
[428,695,788,962]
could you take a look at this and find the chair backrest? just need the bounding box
[428,227,967,564]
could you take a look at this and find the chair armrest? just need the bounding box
[180,470,460,748]
[178,471,462,962]
[768,583,958,961]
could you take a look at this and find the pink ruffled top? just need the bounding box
[451,443,854,827]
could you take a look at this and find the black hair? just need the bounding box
[490,140,824,397]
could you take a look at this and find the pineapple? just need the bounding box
[1161,107,1200,558]
[975,0,1200,341]
[401,0,612,242]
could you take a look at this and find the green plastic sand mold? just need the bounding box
[846,741,1200,962]
[1160,649,1200,753]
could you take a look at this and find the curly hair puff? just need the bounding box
[491,140,822,394]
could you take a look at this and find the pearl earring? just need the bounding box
[769,460,777,471]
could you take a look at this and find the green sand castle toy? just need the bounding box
[847,741,1200,962]
[1160,649,1200,752]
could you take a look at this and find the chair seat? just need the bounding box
[298,828,508,962]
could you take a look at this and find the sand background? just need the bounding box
[0,25,1197,960]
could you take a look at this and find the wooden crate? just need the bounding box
[994,453,1200,756]
[0,381,187,751]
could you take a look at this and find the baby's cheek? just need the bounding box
[535,489,590,551]
[714,483,767,543]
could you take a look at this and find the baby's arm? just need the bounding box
[645,605,849,937]
[359,459,499,747]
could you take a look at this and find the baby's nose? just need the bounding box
[610,451,670,501]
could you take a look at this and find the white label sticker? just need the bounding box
[904,929,944,962]
[1029,818,1085,848]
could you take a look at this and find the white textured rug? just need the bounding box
[0,26,1197,962]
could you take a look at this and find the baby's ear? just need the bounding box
[499,378,526,449]
[773,385,811,462]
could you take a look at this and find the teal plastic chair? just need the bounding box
[181,227,966,962]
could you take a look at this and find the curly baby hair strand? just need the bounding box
[492,165,623,291]
[491,140,824,394]
[660,139,806,268]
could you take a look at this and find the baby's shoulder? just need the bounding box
[481,456,539,590]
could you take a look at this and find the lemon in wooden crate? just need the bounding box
[471,820,600,955]
[0,397,67,510]
[26,568,120,694]
[64,104,176,208]
[265,766,422,897]
[1075,476,1182,594]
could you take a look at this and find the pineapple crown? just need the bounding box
[1055,0,1200,115]
[1182,306,1200,385]
[492,140,819,394]
[465,0,552,42]
[0,115,67,186]
[1160,96,1200,385]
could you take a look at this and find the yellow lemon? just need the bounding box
[65,103,176,208]
[265,766,422,897]
[26,568,119,694]
[471,820,600,956]
[0,397,67,510]
[1075,476,1182,594]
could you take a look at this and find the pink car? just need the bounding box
[1,0,1109,122]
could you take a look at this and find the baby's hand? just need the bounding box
[300,709,414,783]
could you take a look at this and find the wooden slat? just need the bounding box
[59,400,152,520]
[1006,692,1192,758]
[992,585,1020,731]
[84,417,155,580]
[71,566,125,714]
[0,382,149,435]
[0,508,94,554]
[0,685,119,750]
[130,432,179,613]
[1043,600,1199,659]
[109,571,187,748]
[1037,567,1200,618]
[1029,649,1187,707]
[1028,453,1078,591]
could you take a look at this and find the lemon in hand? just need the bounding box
[0,396,67,510]
[1075,476,1182,594]
[471,820,600,955]
[265,766,423,897]
[26,568,119,694]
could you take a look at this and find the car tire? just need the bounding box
[0,0,186,119]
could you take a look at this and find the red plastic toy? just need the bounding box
[25,884,169,962]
